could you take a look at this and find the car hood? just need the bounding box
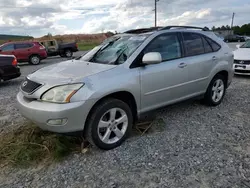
[233,48,250,60]
[28,59,116,84]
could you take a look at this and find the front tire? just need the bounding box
[203,74,226,106]
[29,55,41,65]
[84,98,133,150]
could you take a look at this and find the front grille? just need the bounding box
[21,78,42,93]
[234,60,250,65]
[235,69,250,74]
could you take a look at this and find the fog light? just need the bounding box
[47,118,68,126]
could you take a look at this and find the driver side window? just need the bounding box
[144,33,181,61]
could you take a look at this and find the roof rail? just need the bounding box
[124,27,163,34]
[160,26,210,31]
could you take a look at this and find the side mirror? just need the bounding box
[142,52,162,65]
[236,44,241,49]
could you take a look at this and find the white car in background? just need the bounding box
[244,36,250,41]
[233,40,250,75]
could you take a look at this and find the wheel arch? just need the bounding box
[29,54,41,59]
[64,48,73,52]
[84,91,138,131]
[211,70,228,87]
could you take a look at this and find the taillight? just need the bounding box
[76,43,78,49]
[12,57,17,66]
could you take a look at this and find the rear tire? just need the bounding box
[203,74,226,106]
[64,49,73,58]
[84,98,133,150]
[29,55,41,65]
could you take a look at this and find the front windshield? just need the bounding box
[241,40,250,48]
[89,34,148,65]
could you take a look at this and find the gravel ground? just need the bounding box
[1,44,250,188]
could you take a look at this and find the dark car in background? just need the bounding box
[0,54,21,82]
[224,35,245,42]
[0,42,47,65]
[40,39,78,58]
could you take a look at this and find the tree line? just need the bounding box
[211,23,250,36]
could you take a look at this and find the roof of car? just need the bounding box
[1,41,35,45]
[123,26,210,34]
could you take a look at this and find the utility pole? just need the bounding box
[154,0,159,27]
[231,12,235,29]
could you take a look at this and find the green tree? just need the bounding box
[221,25,226,30]
[225,25,230,30]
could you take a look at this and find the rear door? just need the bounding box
[14,43,33,61]
[0,44,15,56]
[180,32,215,94]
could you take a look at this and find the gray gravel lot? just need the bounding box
[1,43,250,188]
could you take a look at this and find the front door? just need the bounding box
[140,33,190,113]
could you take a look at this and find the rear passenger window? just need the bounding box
[15,43,32,49]
[205,37,221,52]
[183,33,204,56]
[144,33,181,61]
[202,37,213,53]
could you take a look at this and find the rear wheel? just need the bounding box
[64,49,73,58]
[84,98,133,150]
[29,55,41,65]
[203,74,226,106]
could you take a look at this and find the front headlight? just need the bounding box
[41,83,83,103]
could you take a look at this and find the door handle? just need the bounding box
[212,56,217,61]
[178,62,187,68]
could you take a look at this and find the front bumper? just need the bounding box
[16,92,95,133]
[234,64,250,75]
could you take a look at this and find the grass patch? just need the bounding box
[0,123,81,168]
[77,42,100,51]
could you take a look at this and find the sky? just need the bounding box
[0,0,249,37]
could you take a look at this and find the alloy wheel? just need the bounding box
[31,56,40,64]
[212,79,224,103]
[65,50,72,57]
[97,108,128,144]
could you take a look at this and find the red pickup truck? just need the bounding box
[0,41,47,65]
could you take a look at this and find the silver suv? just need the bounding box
[17,26,234,150]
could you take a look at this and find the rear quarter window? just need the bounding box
[205,37,221,52]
